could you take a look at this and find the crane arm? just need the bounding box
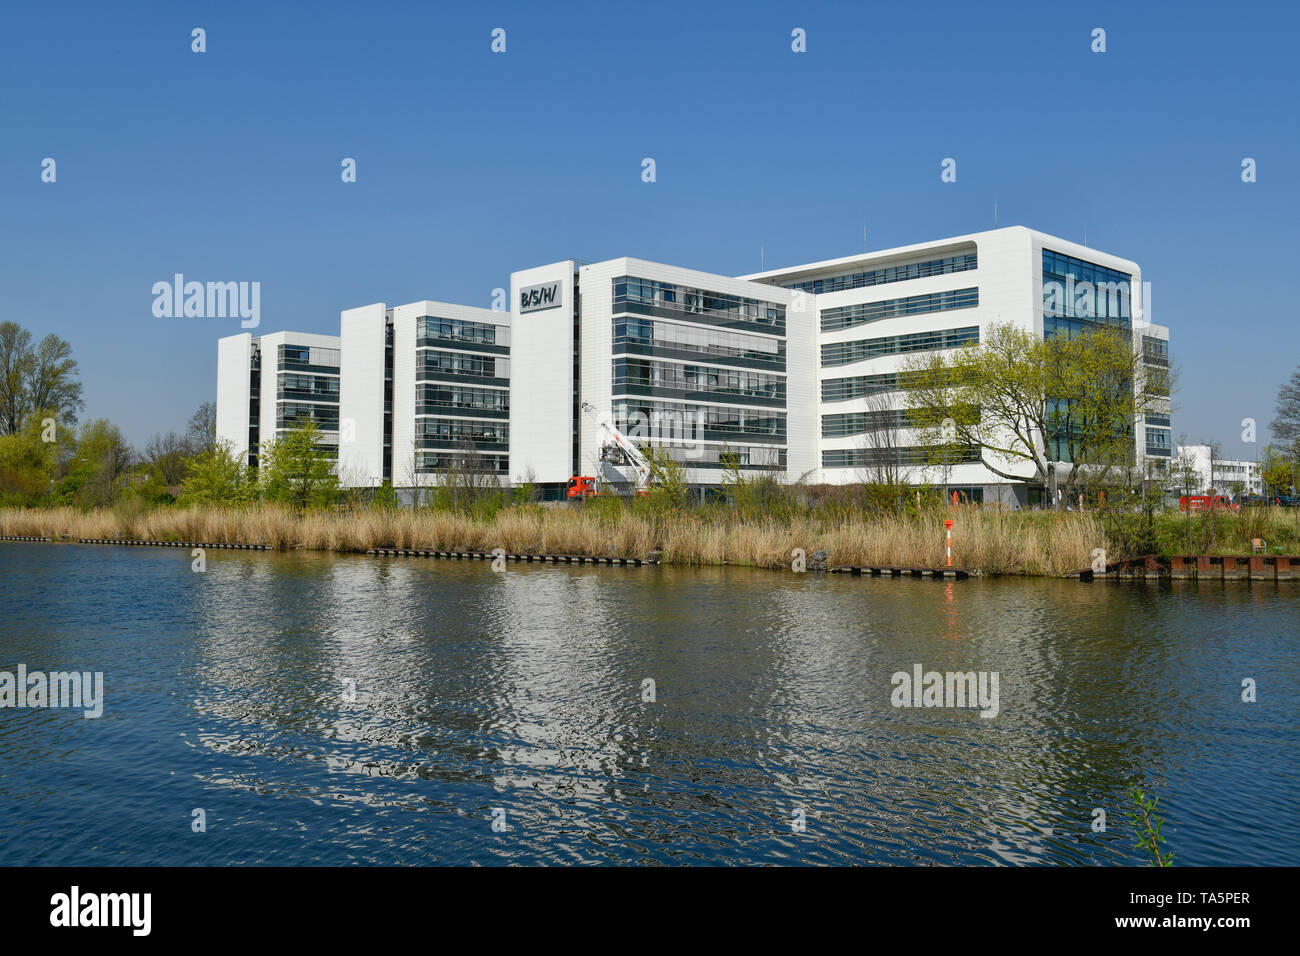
[580,401,654,489]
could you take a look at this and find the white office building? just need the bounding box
[1175,444,1263,496]
[216,226,1171,504]
[337,300,510,490]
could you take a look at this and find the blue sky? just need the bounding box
[2,0,1296,456]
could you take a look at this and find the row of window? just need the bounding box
[416,316,507,349]
[823,445,982,468]
[1142,335,1169,366]
[415,452,508,474]
[820,287,978,333]
[821,406,978,438]
[613,318,784,365]
[821,326,979,367]
[277,372,339,402]
[614,276,785,330]
[419,417,508,443]
[822,372,904,402]
[276,403,339,430]
[419,350,507,380]
[784,252,977,295]
[278,345,340,370]
[613,358,786,402]
[648,443,786,469]
[417,383,509,414]
[613,400,786,439]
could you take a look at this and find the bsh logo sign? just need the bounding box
[519,281,562,313]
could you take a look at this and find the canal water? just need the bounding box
[0,542,1295,866]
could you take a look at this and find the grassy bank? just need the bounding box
[4,501,1295,576]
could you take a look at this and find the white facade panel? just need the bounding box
[215,333,252,462]
[339,303,387,487]
[509,262,575,485]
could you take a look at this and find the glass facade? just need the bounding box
[610,276,789,473]
[1041,250,1137,462]
[1145,428,1172,457]
[1042,249,1132,336]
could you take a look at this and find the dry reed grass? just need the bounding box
[0,503,1103,575]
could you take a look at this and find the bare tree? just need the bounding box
[144,431,191,485]
[855,389,910,490]
[186,401,217,454]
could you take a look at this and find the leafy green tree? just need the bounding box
[27,334,84,428]
[181,439,257,504]
[370,479,400,511]
[904,322,1159,500]
[641,443,690,511]
[1261,444,1295,497]
[0,413,64,505]
[259,421,339,510]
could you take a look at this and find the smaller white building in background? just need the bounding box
[1174,444,1263,496]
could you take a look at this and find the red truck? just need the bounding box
[1179,495,1238,512]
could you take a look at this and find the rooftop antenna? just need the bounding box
[1084,226,1088,246]
[863,224,867,252]
[760,243,765,270]
[994,202,998,227]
